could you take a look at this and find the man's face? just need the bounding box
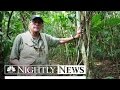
[30,19,43,32]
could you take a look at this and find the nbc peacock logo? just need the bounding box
[4,65,18,74]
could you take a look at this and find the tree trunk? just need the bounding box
[76,11,82,65]
[19,11,27,31]
[7,11,13,40]
[80,11,93,79]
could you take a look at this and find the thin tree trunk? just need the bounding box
[85,11,92,78]
[76,11,82,65]
[80,11,87,65]
[19,11,27,31]
[7,11,13,40]
[80,11,93,78]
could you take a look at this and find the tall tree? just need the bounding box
[80,11,93,78]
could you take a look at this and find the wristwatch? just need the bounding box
[72,35,76,39]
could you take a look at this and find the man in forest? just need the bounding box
[9,15,82,75]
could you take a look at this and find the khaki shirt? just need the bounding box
[10,31,60,65]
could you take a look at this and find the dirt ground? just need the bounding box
[93,60,120,79]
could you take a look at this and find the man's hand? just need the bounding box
[59,26,84,44]
[74,27,83,39]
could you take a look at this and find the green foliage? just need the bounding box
[2,39,13,64]
[91,12,120,60]
[0,31,3,35]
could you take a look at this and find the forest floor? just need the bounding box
[93,60,120,79]
[50,59,120,79]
